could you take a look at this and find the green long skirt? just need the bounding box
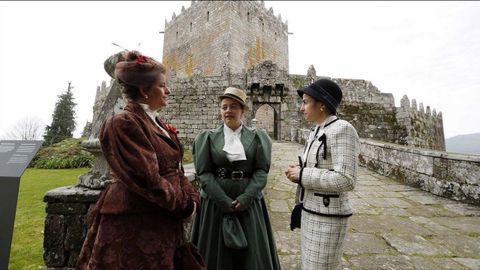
[191,178,281,270]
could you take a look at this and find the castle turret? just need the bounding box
[163,0,289,78]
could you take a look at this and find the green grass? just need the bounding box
[8,168,89,270]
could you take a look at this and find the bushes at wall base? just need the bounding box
[30,138,95,169]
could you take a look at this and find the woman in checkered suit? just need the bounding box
[285,79,359,270]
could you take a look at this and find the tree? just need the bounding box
[43,82,77,145]
[81,121,92,138]
[2,117,45,140]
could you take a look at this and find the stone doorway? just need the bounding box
[252,103,280,140]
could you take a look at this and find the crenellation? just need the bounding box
[411,99,417,110]
[306,65,316,82]
[401,95,410,108]
[419,102,424,114]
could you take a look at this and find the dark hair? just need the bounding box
[114,51,167,100]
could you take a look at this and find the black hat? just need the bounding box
[297,79,343,114]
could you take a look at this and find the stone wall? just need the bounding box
[43,186,100,269]
[291,76,443,150]
[163,0,288,78]
[360,139,480,205]
[396,95,445,151]
[161,60,298,147]
[290,76,409,145]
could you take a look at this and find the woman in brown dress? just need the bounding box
[76,51,200,270]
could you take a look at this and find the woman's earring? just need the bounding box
[145,95,149,99]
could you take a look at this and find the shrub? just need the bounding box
[30,138,94,169]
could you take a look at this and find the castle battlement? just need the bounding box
[396,95,445,150]
[165,1,288,30]
[399,95,443,120]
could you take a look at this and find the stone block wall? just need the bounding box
[160,72,237,147]
[228,1,289,74]
[161,61,299,147]
[290,76,409,145]
[359,138,480,205]
[290,76,442,149]
[396,95,445,151]
[338,101,408,145]
[43,186,100,269]
[163,0,288,78]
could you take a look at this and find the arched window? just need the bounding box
[207,11,210,22]
[247,12,250,22]
[190,22,192,32]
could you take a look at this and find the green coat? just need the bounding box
[191,125,281,270]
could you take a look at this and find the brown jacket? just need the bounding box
[76,101,200,270]
[99,101,198,217]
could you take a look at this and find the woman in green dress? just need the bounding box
[191,87,281,270]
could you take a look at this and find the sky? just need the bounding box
[1,1,479,140]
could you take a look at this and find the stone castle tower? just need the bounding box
[162,0,289,78]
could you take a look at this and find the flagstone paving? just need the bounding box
[264,141,480,270]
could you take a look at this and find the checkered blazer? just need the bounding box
[297,116,359,216]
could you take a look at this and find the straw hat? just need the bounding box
[218,87,249,111]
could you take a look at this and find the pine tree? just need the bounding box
[43,82,77,145]
[81,121,92,138]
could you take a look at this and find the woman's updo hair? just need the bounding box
[114,51,167,100]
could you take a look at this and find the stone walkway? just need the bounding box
[265,141,480,270]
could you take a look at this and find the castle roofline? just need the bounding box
[164,0,288,30]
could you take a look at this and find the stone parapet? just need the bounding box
[359,138,480,205]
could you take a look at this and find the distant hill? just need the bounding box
[446,133,480,155]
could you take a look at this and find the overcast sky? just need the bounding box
[1,1,479,140]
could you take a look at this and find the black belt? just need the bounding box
[216,168,250,180]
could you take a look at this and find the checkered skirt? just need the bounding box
[301,211,350,270]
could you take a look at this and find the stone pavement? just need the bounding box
[265,141,480,270]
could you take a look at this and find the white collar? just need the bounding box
[223,124,242,137]
[138,103,159,119]
[138,103,170,138]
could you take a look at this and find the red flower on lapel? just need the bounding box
[165,123,178,134]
